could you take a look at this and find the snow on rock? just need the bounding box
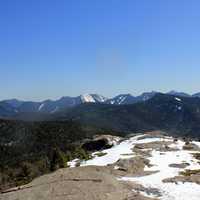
[177,106,182,110]
[80,137,135,166]
[192,140,200,148]
[110,100,115,104]
[118,96,126,104]
[50,106,59,113]
[80,94,107,103]
[38,103,45,111]
[119,138,200,200]
[68,133,200,200]
[81,94,96,103]
[175,97,182,102]
[68,159,80,168]
[92,94,107,102]
[70,135,172,167]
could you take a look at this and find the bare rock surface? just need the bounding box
[168,163,190,169]
[162,173,200,185]
[134,141,173,151]
[182,143,200,151]
[1,166,156,200]
[2,132,200,200]
[113,157,150,175]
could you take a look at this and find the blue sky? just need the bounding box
[1,0,200,100]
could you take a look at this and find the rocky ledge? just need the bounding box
[1,131,200,200]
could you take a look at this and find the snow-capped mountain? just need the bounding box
[80,94,107,103]
[134,91,158,102]
[1,91,200,117]
[106,94,136,105]
[24,94,107,114]
[0,94,108,115]
[106,91,158,105]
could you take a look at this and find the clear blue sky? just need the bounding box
[1,0,200,101]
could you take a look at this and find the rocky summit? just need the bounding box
[2,131,200,200]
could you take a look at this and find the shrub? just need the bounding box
[50,147,68,171]
[180,169,200,176]
[74,147,91,161]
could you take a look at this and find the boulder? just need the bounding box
[183,143,200,151]
[114,156,150,174]
[82,135,121,151]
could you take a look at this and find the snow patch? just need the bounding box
[81,94,96,103]
[119,139,200,200]
[38,103,45,111]
[175,97,182,102]
[67,133,200,200]
[50,106,59,113]
[92,94,107,102]
[118,96,127,104]
[68,159,79,168]
[70,135,172,167]
[110,100,115,104]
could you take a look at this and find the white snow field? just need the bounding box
[119,136,200,200]
[80,135,171,167]
[68,134,200,200]
[120,148,200,200]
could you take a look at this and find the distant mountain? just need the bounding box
[0,94,108,117]
[105,91,158,105]
[134,91,158,102]
[56,93,200,138]
[34,94,107,114]
[0,102,18,117]
[1,91,200,119]
[18,101,42,113]
[36,97,81,113]
[106,94,136,105]
[193,92,200,98]
[3,99,24,108]
[167,90,191,97]
[80,94,108,103]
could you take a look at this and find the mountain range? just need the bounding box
[54,93,200,138]
[1,91,200,191]
[1,91,200,118]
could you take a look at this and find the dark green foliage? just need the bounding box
[50,147,68,171]
[0,119,119,190]
[73,147,91,160]
[180,169,200,176]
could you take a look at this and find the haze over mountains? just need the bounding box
[1,91,200,118]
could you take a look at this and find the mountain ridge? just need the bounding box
[1,91,199,116]
[54,93,200,138]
